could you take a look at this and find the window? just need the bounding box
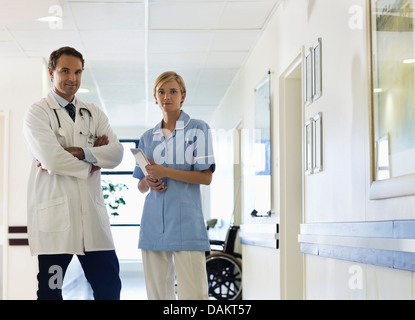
[101,139,143,260]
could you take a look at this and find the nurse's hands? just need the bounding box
[145,176,167,192]
[145,158,168,192]
[145,158,166,180]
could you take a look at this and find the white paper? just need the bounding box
[131,148,150,176]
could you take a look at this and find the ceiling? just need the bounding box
[0,0,280,136]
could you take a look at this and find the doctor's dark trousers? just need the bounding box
[36,250,121,300]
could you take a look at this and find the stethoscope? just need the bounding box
[53,107,97,140]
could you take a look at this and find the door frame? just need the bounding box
[278,51,305,299]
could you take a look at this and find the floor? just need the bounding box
[63,259,148,300]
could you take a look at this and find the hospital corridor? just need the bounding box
[1,0,415,301]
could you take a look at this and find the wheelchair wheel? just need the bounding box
[206,252,242,300]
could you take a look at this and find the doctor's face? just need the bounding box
[49,54,83,102]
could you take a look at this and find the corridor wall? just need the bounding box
[0,57,45,299]
[211,0,415,299]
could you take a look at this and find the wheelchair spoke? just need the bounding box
[206,252,242,300]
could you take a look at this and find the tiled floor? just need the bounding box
[63,259,148,300]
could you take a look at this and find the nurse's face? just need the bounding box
[154,79,186,114]
[49,54,83,102]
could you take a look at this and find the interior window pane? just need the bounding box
[103,141,137,173]
[103,175,144,225]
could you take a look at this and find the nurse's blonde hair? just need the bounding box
[153,71,186,106]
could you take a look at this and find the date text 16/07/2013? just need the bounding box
[163,304,252,317]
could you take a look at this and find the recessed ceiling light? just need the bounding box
[37,16,61,22]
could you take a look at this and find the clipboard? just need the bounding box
[131,148,150,176]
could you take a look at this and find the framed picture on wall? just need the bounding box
[313,112,323,173]
[305,118,313,175]
[312,38,322,101]
[304,48,313,106]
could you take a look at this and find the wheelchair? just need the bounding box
[205,219,242,300]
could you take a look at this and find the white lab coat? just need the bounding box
[23,92,124,255]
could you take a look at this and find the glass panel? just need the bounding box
[103,175,144,225]
[101,140,143,224]
[101,140,144,259]
[103,141,137,173]
[111,225,141,260]
[253,73,272,216]
[371,0,415,180]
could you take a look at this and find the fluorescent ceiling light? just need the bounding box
[403,59,415,64]
[374,88,383,93]
[37,16,61,22]
[78,88,90,93]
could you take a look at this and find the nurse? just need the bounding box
[133,71,215,300]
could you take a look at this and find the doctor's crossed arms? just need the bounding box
[36,134,110,173]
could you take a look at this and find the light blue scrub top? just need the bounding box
[133,111,215,252]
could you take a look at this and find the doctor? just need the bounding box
[23,46,123,300]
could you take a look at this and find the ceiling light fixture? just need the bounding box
[78,88,90,94]
[37,16,62,22]
[403,59,415,64]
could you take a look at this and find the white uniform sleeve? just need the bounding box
[23,103,90,179]
[87,105,124,169]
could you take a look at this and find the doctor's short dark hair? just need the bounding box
[49,46,85,71]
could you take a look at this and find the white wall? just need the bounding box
[302,0,369,223]
[0,57,45,299]
[212,0,415,299]
[0,110,9,300]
